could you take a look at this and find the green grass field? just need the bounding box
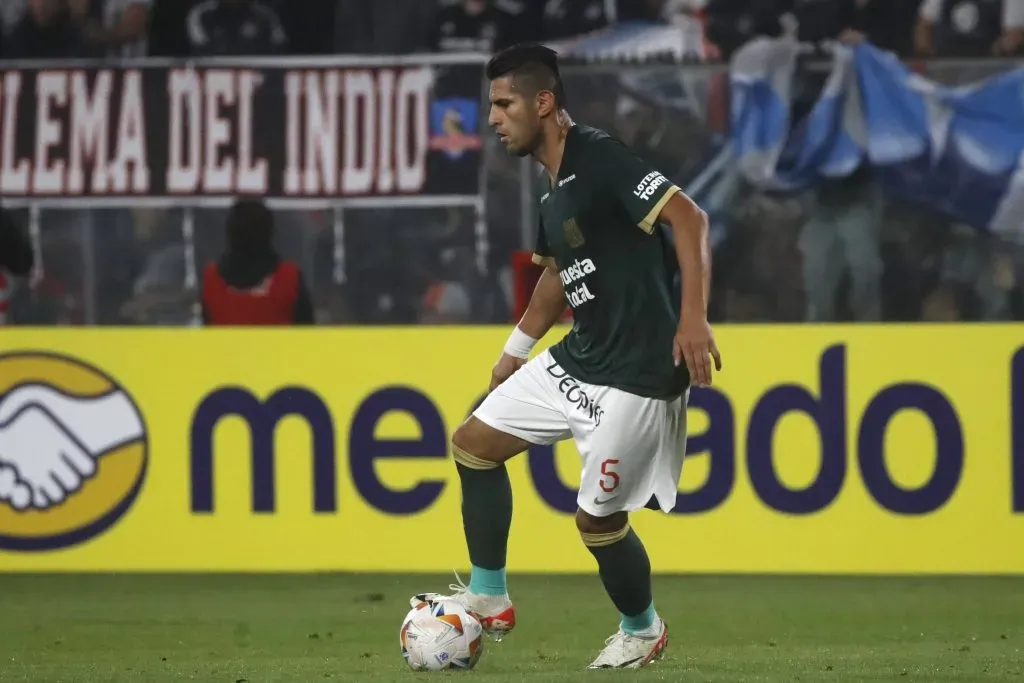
[0,574,1022,682]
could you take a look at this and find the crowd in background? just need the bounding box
[1,0,1023,325]
[3,0,1022,60]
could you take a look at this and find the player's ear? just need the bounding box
[535,90,556,118]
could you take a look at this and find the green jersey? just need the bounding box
[532,124,689,399]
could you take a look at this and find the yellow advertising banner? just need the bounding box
[0,326,1021,573]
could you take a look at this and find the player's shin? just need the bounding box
[453,444,512,597]
[581,522,660,636]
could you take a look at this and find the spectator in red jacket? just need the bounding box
[201,198,314,325]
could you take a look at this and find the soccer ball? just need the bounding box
[399,600,484,671]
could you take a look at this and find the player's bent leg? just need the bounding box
[450,417,529,595]
[577,509,667,669]
[410,417,532,641]
[413,353,573,640]
[451,415,531,466]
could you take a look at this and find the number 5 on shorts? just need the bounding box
[599,458,620,493]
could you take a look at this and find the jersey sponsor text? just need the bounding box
[559,258,597,309]
[633,171,668,201]
[559,257,596,285]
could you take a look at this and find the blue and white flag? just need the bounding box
[730,38,1024,241]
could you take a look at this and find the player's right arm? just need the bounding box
[517,263,565,339]
[489,228,564,392]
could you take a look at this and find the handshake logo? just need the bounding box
[0,384,145,510]
[0,353,148,552]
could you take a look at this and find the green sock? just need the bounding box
[586,528,654,628]
[469,565,507,596]
[456,462,513,575]
[620,601,657,634]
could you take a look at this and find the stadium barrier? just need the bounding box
[6,57,1024,326]
[0,53,493,325]
[1,325,1022,573]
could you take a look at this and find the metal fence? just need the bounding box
[5,56,1024,325]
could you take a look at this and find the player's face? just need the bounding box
[487,77,542,158]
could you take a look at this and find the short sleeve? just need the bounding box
[591,138,681,234]
[532,218,556,268]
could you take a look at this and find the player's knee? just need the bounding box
[451,418,520,471]
[576,507,628,545]
[451,422,498,471]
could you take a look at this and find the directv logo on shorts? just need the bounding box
[559,257,597,309]
[545,362,604,425]
[0,352,148,552]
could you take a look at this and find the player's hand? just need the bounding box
[490,353,527,393]
[673,317,722,387]
[0,406,98,510]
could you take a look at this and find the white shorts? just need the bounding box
[473,349,688,517]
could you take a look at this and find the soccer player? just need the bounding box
[411,43,721,669]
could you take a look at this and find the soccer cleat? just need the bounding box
[410,574,517,641]
[586,619,668,669]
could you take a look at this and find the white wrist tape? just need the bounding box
[503,326,538,359]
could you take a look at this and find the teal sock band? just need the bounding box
[468,565,507,596]
[620,601,656,634]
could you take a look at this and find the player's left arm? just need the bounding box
[593,138,722,386]
[658,190,722,386]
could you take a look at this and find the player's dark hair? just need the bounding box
[486,42,566,107]
[226,198,274,255]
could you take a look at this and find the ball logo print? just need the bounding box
[0,352,148,552]
[400,600,484,671]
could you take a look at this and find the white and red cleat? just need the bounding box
[410,575,516,641]
[587,619,668,669]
